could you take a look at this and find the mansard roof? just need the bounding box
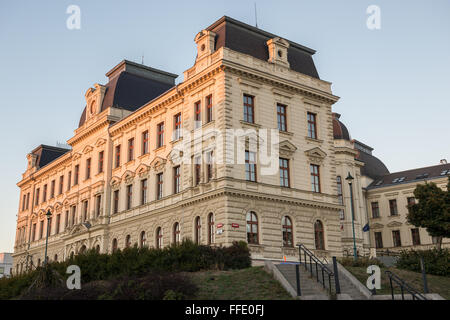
[368,162,450,189]
[31,145,70,169]
[79,60,177,127]
[206,16,320,79]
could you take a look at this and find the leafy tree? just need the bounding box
[407,176,450,250]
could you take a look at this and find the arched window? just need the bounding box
[37,258,41,267]
[79,245,87,254]
[112,238,118,252]
[140,231,146,248]
[156,227,163,249]
[70,252,74,260]
[282,216,293,247]
[54,254,58,262]
[194,216,201,244]
[314,220,325,250]
[208,213,214,245]
[173,222,181,244]
[95,245,100,253]
[125,235,131,248]
[246,211,258,244]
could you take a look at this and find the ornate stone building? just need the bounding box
[12,16,447,273]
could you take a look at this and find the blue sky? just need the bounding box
[0,0,449,252]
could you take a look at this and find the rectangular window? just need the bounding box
[128,138,134,162]
[206,95,213,123]
[67,171,72,191]
[243,94,254,123]
[22,194,26,211]
[411,228,421,246]
[174,113,182,140]
[337,176,344,220]
[389,199,398,216]
[245,150,257,182]
[277,104,287,131]
[142,130,149,155]
[206,151,213,182]
[98,151,104,173]
[43,184,47,203]
[157,173,163,200]
[56,214,60,234]
[307,112,317,139]
[141,179,148,205]
[310,164,321,193]
[71,205,76,226]
[195,156,201,186]
[32,223,36,241]
[157,122,164,148]
[194,101,201,129]
[59,176,64,195]
[95,195,101,217]
[374,232,383,249]
[64,211,69,229]
[113,190,119,214]
[35,188,40,205]
[407,197,416,206]
[48,217,52,236]
[39,220,44,239]
[50,180,55,199]
[82,200,88,222]
[126,185,133,210]
[173,166,180,194]
[86,158,91,180]
[371,202,380,218]
[26,192,30,210]
[279,158,290,187]
[74,165,79,185]
[115,145,121,168]
[392,230,402,247]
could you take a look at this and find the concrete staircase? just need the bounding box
[327,263,369,300]
[275,263,330,300]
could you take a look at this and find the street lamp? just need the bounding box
[345,172,358,260]
[44,209,52,267]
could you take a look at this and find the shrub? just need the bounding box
[396,249,450,276]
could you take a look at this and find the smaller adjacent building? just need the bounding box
[366,162,450,252]
[0,253,13,278]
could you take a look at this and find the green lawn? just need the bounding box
[345,266,450,299]
[188,267,293,300]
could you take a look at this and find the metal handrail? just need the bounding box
[297,243,335,295]
[385,271,427,300]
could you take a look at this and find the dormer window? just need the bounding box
[266,37,290,68]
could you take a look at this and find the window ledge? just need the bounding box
[305,136,323,143]
[239,120,261,128]
[154,145,166,153]
[279,130,293,137]
[170,137,183,145]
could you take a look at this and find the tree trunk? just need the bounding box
[436,236,443,250]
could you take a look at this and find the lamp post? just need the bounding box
[44,209,52,267]
[345,172,358,260]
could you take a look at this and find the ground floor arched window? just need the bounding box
[282,216,293,247]
[208,213,214,245]
[125,235,131,248]
[156,227,163,248]
[314,220,325,250]
[173,222,180,244]
[194,216,201,244]
[112,238,118,252]
[246,211,258,244]
[140,231,146,248]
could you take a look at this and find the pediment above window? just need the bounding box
[150,156,167,171]
[278,140,297,158]
[82,145,94,154]
[305,147,327,164]
[95,138,106,147]
[72,152,82,161]
[121,170,135,184]
[370,223,384,229]
[110,176,121,187]
[136,164,150,175]
[387,221,403,228]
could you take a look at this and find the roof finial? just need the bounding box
[254,2,258,28]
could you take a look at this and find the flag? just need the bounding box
[362,223,370,232]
